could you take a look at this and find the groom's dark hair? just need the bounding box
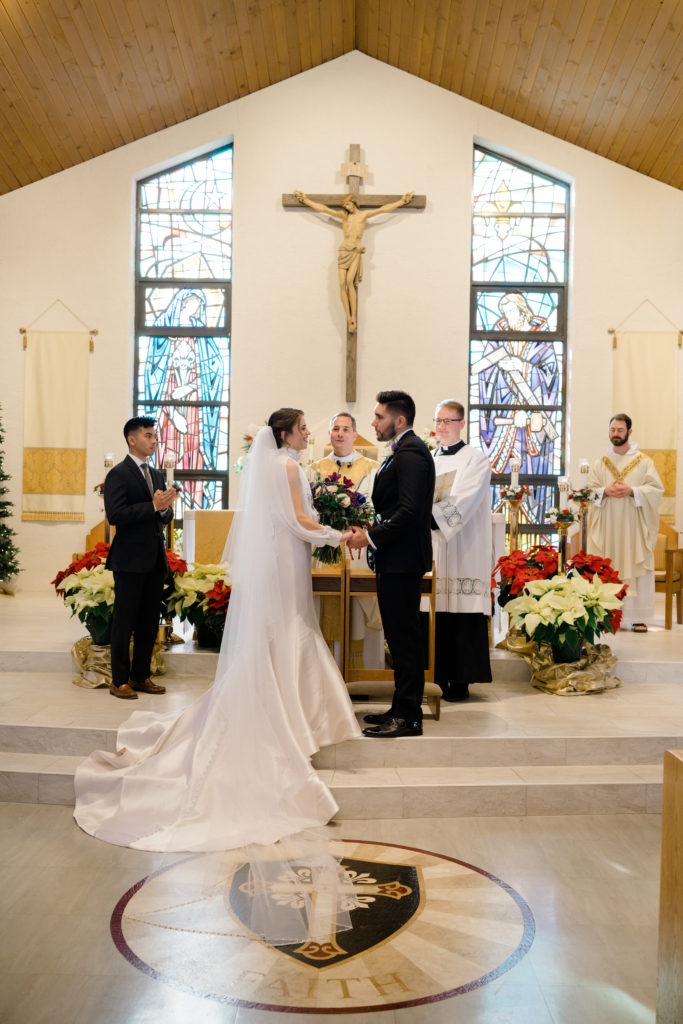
[376,390,415,426]
[123,416,156,445]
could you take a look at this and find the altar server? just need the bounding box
[427,400,493,701]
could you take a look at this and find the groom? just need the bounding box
[347,390,435,737]
[104,416,174,699]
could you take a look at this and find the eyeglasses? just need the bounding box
[433,417,464,425]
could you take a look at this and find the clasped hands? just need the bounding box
[604,481,633,499]
[340,524,369,558]
[152,488,175,512]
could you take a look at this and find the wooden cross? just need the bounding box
[283,144,426,402]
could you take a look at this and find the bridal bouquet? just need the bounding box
[309,471,374,564]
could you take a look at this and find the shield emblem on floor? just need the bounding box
[228,855,421,968]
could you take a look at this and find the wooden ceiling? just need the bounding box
[0,0,681,197]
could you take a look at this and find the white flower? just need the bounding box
[339,494,351,508]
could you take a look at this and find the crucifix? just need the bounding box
[283,144,426,402]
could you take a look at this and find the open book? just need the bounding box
[434,469,456,503]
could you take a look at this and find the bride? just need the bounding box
[74,408,362,853]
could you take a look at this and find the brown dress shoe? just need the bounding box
[130,677,166,694]
[109,682,139,699]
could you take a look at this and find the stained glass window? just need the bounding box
[134,146,232,514]
[470,147,569,545]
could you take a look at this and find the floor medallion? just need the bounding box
[111,839,535,1012]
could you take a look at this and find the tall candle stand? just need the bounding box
[504,456,524,553]
[555,520,571,574]
[103,453,114,543]
[162,455,184,647]
[506,498,522,553]
[575,460,594,552]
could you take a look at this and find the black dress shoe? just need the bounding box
[363,710,393,725]
[442,683,470,703]
[362,716,423,738]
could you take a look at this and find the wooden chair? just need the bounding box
[342,558,441,720]
[654,522,683,630]
[311,563,347,668]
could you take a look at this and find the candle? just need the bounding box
[104,452,114,474]
[579,459,590,475]
[164,454,175,489]
[558,476,569,510]
[510,456,521,490]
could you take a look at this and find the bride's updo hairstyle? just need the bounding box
[268,407,304,448]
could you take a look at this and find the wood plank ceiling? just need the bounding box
[0,0,680,197]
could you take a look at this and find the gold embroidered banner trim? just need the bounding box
[22,511,85,522]
[23,447,86,494]
[601,453,645,482]
[641,448,677,497]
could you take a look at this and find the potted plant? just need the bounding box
[504,573,624,663]
[165,563,231,647]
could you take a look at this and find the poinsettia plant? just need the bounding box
[309,471,374,564]
[165,564,231,643]
[52,543,189,643]
[505,573,624,655]
[493,545,627,633]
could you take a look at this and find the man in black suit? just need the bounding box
[347,390,435,737]
[104,416,174,699]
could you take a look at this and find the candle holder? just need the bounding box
[555,521,571,574]
[505,498,522,553]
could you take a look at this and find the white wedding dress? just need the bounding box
[74,429,361,853]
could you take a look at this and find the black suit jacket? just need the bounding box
[368,430,435,574]
[104,455,172,573]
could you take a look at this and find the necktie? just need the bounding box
[141,462,154,497]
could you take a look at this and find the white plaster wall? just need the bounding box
[1,51,682,590]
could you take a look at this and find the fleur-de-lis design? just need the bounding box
[480,182,523,240]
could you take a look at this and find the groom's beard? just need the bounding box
[610,436,628,448]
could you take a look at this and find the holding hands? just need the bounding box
[344,525,369,557]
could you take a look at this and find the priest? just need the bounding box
[587,413,663,627]
[309,412,381,666]
[426,399,493,701]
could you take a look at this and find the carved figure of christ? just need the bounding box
[283,146,425,401]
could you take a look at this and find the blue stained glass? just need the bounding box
[138,212,232,279]
[139,148,233,211]
[472,217,566,283]
[491,482,556,529]
[473,149,568,216]
[475,291,558,332]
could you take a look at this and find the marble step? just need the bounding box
[1,719,679,770]
[0,750,663,815]
[2,645,681,682]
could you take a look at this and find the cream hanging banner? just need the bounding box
[22,331,91,522]
[612,330,679,515]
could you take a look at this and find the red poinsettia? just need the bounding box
[51,542,111,590]
[166,551,188,576]
[493,546,627,628]
[203,579,232,631]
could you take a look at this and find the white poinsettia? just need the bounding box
[165,564,229,617]
[57,566,115,609]
[505,573,623,648]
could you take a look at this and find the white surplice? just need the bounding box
[427,445,493,615]
[74,432,361,852]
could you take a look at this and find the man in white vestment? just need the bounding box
[309,412,382,667]
[425,400,493,701]
[587,413,663,627]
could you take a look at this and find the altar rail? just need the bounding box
[657,749,683,1024]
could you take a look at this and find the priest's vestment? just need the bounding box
[309,453,381,662]
[587,445,663,622]
[424,442,493,692]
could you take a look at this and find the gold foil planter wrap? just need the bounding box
[71,637,166,689]
[498,630,621,695]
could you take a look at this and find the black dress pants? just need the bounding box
[376,571,425,722]
[111,552,167,687]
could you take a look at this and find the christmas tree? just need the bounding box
[0,404,20,584]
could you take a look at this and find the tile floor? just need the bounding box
[0,803,662,1023]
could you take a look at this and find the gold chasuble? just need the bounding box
[311,456,377,494]
[309,453,380,665]
[587,449,663,581]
